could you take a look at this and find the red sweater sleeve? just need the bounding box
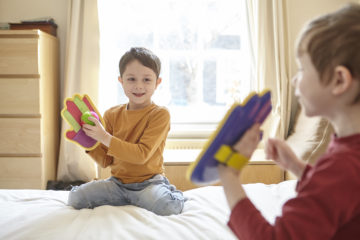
[228,198,276,239]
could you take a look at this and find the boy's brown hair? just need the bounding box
[119,47,161,79]
[296,3,360,90]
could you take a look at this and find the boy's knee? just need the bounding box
[152,195,185,216]
[67,186,89,209]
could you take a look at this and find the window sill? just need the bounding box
[163,148,273,165]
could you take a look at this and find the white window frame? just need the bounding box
[97,0,253,150]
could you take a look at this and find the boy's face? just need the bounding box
[292,53,334,117]
[118,60,161,110]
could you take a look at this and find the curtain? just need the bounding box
[245,0,293,140]
[57,0,294,181]
[57,0,100,182]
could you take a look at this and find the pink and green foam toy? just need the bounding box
[61,94,105,151]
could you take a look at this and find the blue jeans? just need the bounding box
[68,175,186,216]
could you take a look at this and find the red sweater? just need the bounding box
[228,134,360,240]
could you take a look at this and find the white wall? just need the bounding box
[0,0,69,99]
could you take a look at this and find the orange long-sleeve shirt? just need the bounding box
[88,103,170,183]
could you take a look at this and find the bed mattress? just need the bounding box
[0,180,297,240]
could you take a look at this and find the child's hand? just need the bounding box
[61,94,100,149]
[217,124,261,209]
[82,117,112,147]
[217,123,261,177]
[265,138,306,178]
[233,123,262,159]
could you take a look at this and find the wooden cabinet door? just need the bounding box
[0,37,39,75]
[0,118,41,155]
[0,78,40,115]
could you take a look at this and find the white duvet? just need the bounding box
[0,180,296,240]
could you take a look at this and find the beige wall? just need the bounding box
[285,0,353,125]
[286,0,353,79]
[0,0,69,99]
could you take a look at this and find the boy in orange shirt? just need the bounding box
[68,47,185,216]
[218,3,360,239]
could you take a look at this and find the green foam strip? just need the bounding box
[74,96,90,113]
[63,110,81,132]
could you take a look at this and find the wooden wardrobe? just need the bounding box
[0,30,59,189]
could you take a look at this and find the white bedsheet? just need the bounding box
[0,180,297,240]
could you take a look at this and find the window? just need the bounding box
[98,0,252,143]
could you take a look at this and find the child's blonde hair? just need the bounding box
[296,3,360,102]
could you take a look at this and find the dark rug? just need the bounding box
[46,180,86,190]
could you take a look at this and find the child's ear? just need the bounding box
[332,66,352,96]
[118,76,123,84]
[155,77,162,88]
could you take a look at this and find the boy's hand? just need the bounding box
[61,94,102,149]
[232,123,262,159]
[218,123,261,178]
[82,117,112,147]
[217,124,262,209]
[265,138,306,178]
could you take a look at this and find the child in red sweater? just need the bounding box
[218,3,360,239]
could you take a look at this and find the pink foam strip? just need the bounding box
[66,100,83,123]
[83,97,95,112]
[66,130,77,139]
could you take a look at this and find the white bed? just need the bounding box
[0,180,297,240]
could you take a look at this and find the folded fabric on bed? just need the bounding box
[0,180,297,240]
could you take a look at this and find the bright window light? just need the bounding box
[98,0,252,138]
